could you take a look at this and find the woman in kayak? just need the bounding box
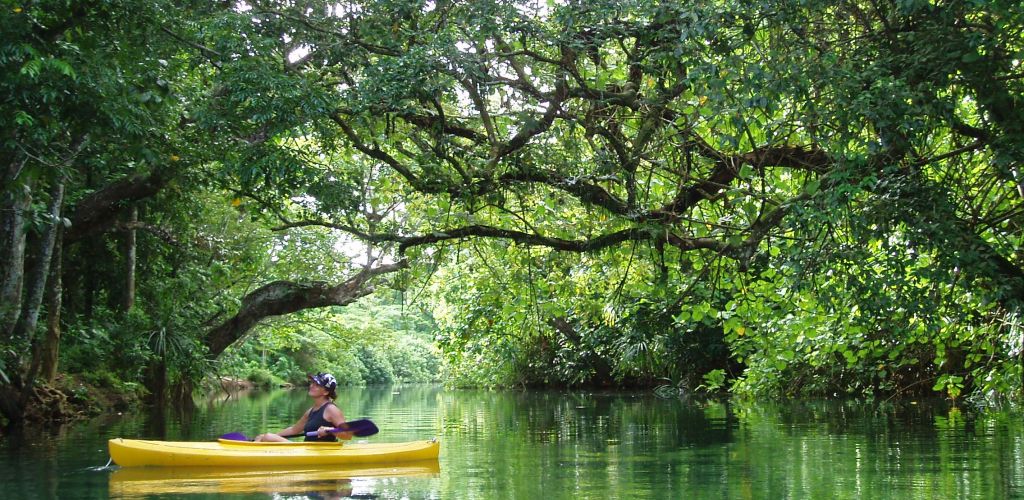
[254,372,352,442]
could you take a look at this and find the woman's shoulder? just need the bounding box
[310,401,337,412]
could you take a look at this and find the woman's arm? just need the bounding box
[315,404,353,440]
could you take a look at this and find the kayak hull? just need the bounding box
[109,438,440,467]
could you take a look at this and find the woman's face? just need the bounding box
[308,381,329,397]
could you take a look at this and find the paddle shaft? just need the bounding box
[220,418,379,441]
[307,418,378,438]
[304,427,351,438]
[286,419,378,439]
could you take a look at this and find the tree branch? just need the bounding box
[66,169,174,243]
[204,260,408,358]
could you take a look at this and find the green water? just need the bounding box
[0,385,1022,499]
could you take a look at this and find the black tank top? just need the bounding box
[303,402,337,442]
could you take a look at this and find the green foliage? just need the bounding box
[78,369,145,398]
[385,336,441,383]
[427,243,739,389]
[700,369,728,393]
[245,367,286,389]
[316,350,366,387]
[355,345,396,385]
[3,0,1024,418]
[218,291,441,387]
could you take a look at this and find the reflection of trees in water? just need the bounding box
[437,389,738,451]
[137,398,195,439]
[352,383,445,415]
[738,399,980,456]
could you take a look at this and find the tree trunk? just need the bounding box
[0,160,32,340]
[145,358,167,406]
[204,261,408,357]
[0,165,36,429]
[82,238,97,321]
[121,206,137,311]
[40,225,64,383]
[15,177,66,409]
[15,179,66,342]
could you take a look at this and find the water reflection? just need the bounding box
[0,386,1021,498]
[108,462,440,498]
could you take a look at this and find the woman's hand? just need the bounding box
[255,433,286,442]
[316,425,353,440]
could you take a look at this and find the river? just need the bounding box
[0,385,1021,498]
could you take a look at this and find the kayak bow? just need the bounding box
[109,438,440,467]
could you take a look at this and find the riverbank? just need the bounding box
[38,374,144,422]
[0,374,145,434]
[2,374,263,434]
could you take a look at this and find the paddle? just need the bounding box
[220,418,379,441]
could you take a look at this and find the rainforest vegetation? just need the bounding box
[2,0,1023,431]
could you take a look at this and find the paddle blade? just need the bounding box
[346,419,379,437]
[304,419,380,438]
[220,432,250,441]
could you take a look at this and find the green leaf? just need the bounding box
[48,58,77,79]
[14,111,34,126]
[804,178,820,195]
[20,59,42,77]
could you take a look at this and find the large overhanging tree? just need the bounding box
[174,0,1022,393]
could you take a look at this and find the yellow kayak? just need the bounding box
[108,462,440,496]
[109,438,440,467]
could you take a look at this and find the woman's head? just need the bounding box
[308,372,338,399]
